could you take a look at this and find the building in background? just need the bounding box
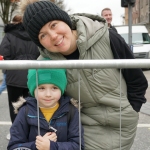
[132,0,140,24]
[124,0,150,32]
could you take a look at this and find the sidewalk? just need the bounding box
[140,102,150,115]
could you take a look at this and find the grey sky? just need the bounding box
[64,0,125,25]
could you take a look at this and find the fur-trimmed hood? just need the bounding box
[12,96,81,114]
[12,97,26,114]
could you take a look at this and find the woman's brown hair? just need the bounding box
[12,15,22,23]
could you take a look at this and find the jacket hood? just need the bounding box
[72,13,108,50]
[12,97,35,114]
[4,23,24,33]
[4,23,31,40]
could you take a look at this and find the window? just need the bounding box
[120,33,150,44]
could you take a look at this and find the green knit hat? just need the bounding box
[27,69,67,96]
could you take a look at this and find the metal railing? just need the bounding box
[0,59,150,69]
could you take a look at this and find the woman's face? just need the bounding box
[38,20,77,55]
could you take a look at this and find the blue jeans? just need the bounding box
[0,73,6,94]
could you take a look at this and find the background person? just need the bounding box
[0,56,6,95]
[19,1,148,149]
[0,70,6,95]
[101,7,118,32]
[0,14,40,140]
[7,68,84,150]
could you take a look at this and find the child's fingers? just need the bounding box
[49,132,57,142]
[36,138,42,149]
[43,132,52,138]
[36,137,44,149]
[36,135,43,141]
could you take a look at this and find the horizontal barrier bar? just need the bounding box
[0,59,150,69]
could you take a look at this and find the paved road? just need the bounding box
[0,70,150,149]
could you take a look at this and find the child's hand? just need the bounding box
[43,132,57,142]
[36,135,50,150]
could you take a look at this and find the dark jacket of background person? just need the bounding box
[109,29,148,112]
[109,24,118,33]
[7,96,84,150]
[0,23,40,87]
[0,20,40,124]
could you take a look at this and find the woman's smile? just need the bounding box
[55,37,64,46]
[39,20,77,55]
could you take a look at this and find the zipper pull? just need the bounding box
[49,126,57,133]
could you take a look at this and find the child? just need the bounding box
[7,68,84,150]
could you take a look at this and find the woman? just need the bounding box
[0,14,40,140]
[20,1,148,149]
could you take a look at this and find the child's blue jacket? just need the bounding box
[7,95,84,150]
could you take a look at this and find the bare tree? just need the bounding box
[0,0,18,24]
[0,0,71,24]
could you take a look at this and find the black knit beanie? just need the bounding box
[23,1,72,48]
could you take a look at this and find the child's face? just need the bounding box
[34,84,61,108]
[38,20,77,55]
